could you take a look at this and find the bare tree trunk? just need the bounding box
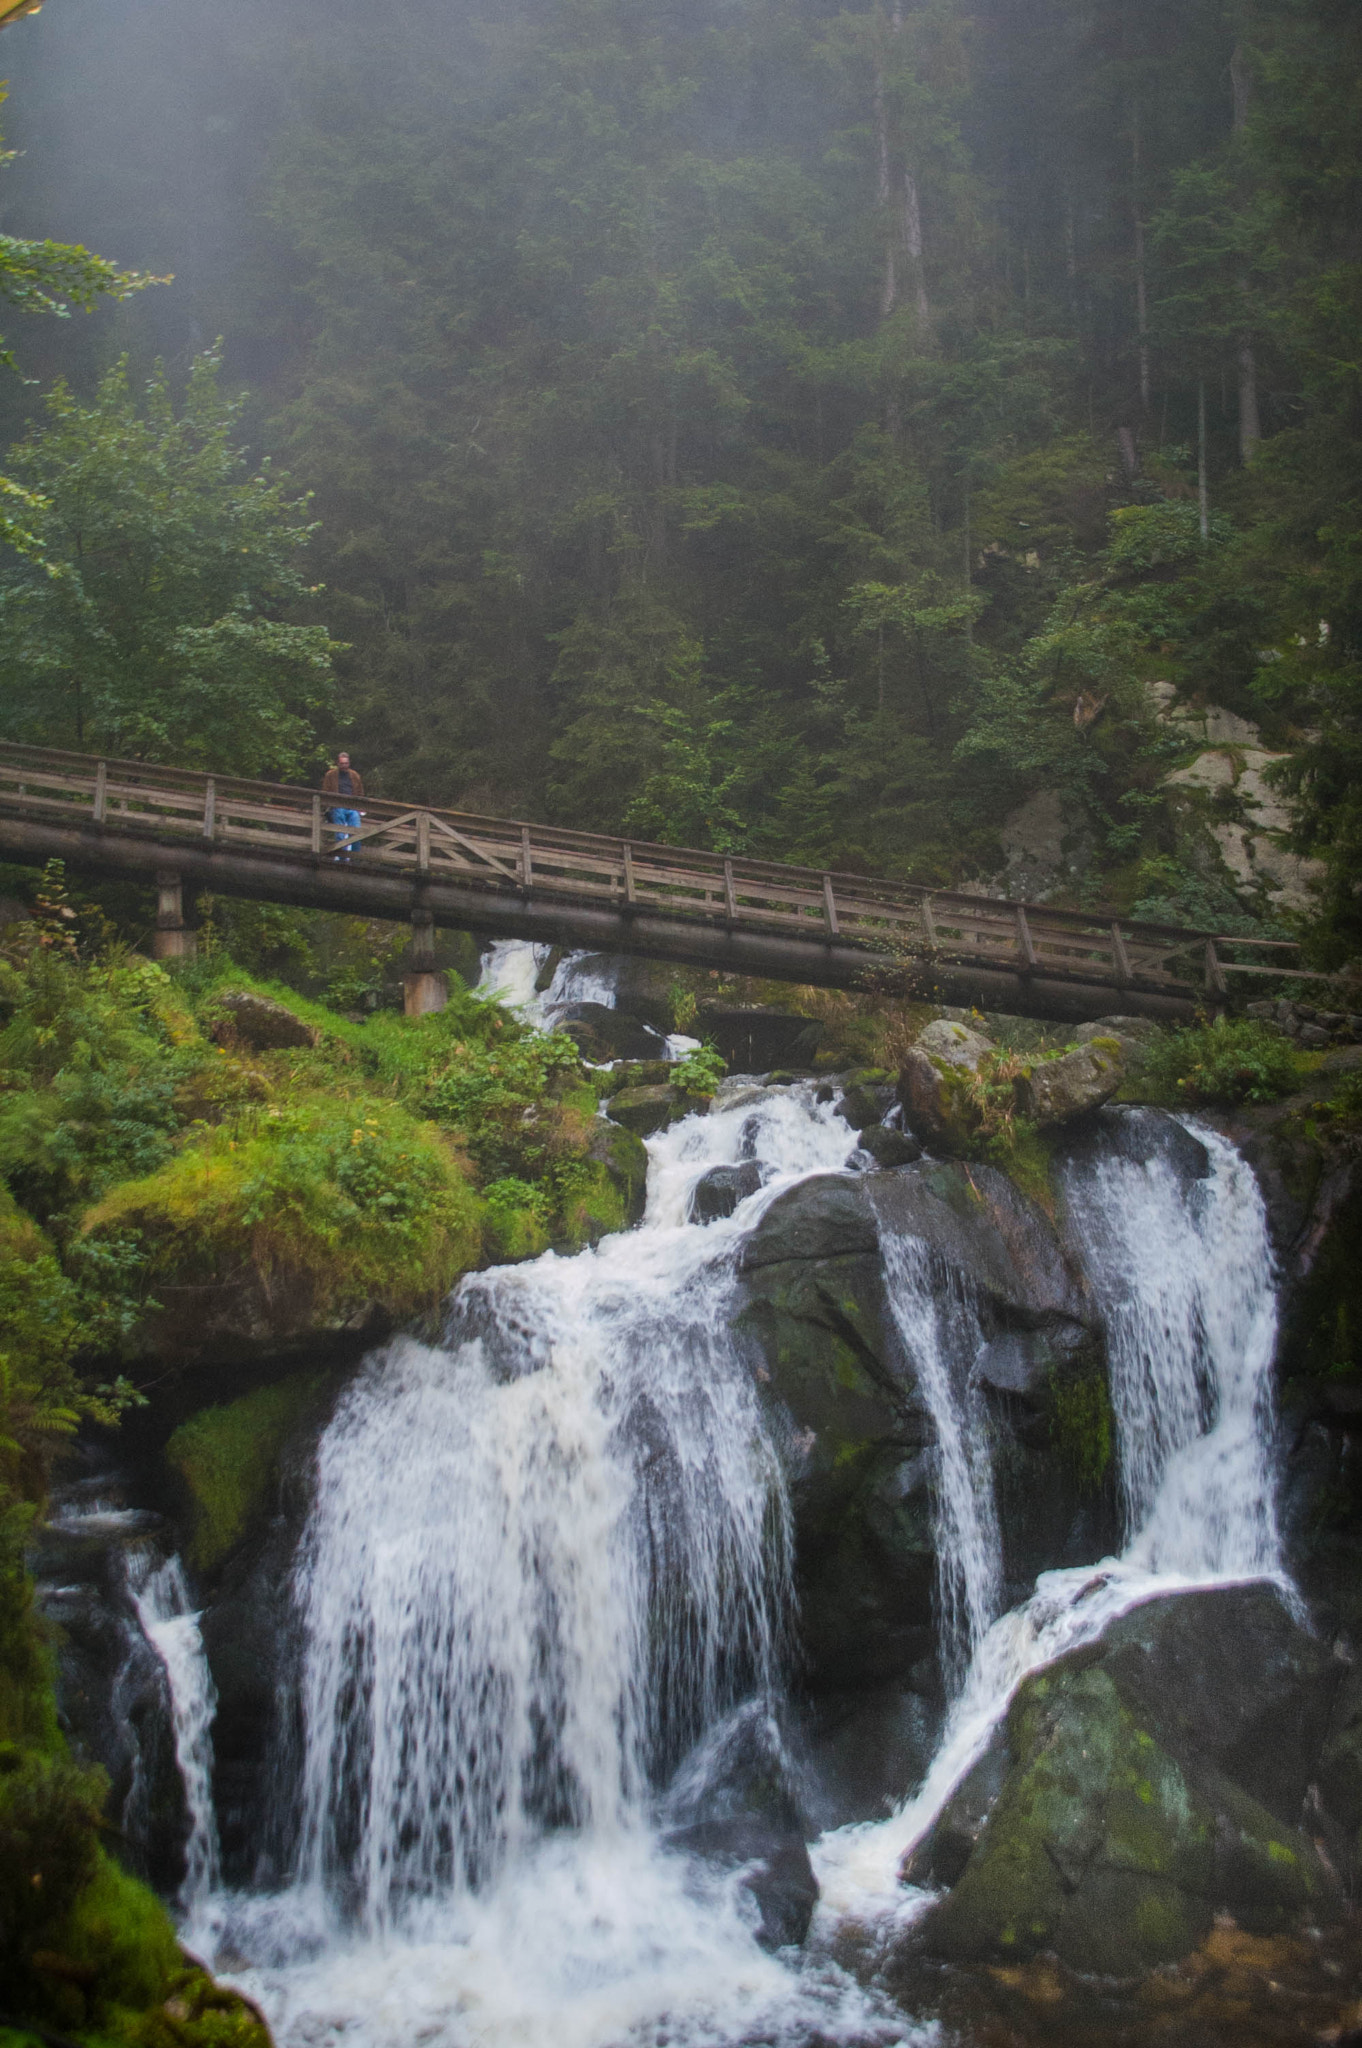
[904,168,931,328]
[1230,43,1261,465]
[1197,380,1210,541]
[874,32,897,317]
[1132,105,1151,414]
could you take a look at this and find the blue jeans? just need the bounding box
[329,806,361,856]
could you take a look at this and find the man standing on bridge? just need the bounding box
[321,751,364,861]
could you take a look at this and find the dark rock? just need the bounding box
[1093,1585,1341,1828]
[901,1728,1008,1888]
[856,1123,923,1169]
[662,1703,818,1949]
[585,1119,649,1227]
[870,1164,1087,1325]
[917,1586,1344,1975]
[837,1074,896,1128]
[208,990,319,1051]
[666,1814,819,1949]
[687,1161,764,1224]
[699,1007,822,1074]
[740,1174,877,1270]
[1058,1104,1211,1187]
[556,1002,666,1062]
[805,1682,945,1830]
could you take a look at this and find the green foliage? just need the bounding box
[1138,1016,1303,1108]
[83,1095,482,1325]
[165,1373,329,1572]
[0,354,340,774]
[668,1042,727,1095]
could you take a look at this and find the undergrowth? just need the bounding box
[1136,1016,1303,1107]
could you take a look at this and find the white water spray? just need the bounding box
[128,1550,221,1909]
[813,1113,1284,1919]
[874,1227,1001,1688]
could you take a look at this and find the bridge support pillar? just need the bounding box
[404,909,446,1018]
[152,870,195,962]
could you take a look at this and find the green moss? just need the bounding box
[1049,1367,1114,1497]
[166,1372,330,1572]
[555,1160,627,1251]
[82,1095,482,1327]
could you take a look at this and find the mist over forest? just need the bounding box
[0,0,1357,955]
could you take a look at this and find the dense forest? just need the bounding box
[0,0,1357,956]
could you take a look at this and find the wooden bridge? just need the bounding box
[0,741,1340,1023]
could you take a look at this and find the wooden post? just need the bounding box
[920,894,938,947]
[622,841,637,905]
[92,760,107,824]
[521,826,533,889]
[417,811,431,876]
[723,857,738,923]
[1110,922,1132,984]
[311,793,322,855]
[151,868,195,961]
[822,873,840,937]
[404,907,446,1017]
[1204,939,1228,999]
[202,777,216,841]
[1015,903,1038,970]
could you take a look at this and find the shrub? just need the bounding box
[82,1096,482,1324]
[1138,1016,1302,1107]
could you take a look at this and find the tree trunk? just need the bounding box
[904,168,931,329]
[1197,380,1210,541]
[1230,43,1260,465]
[875,47,897,317]
[1132,105,1151,414]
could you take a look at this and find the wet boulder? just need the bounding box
[606,1082,711,1137]
[687,1161,764,1225]
[663,1705,818,1949]
[916,1586,1345,1975]
[667,1814,819,1949]
[897,1022,996,1147]
[556,1001,666,1062]
[1014,1038,1124,1127]
[835,1070,897,1129]
[207,989,318,1051]
[855,1122,923,1169]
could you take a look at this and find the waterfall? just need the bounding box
[873,1225,1001,1688]
[206,1082,916,2047]
[128,1549,221,1908]
[813,1112,1285,1919]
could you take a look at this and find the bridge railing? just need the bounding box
[0,740,1342,999]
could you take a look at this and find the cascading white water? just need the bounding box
[204,1081,919,2046]
[128,1549,221,1908]
[873,1227,1001,1689]
[813,1112,1285,1920]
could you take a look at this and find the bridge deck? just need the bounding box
[0,741,1339,1023]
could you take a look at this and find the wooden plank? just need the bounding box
[425,812,519,881]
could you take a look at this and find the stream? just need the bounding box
[79,947,1289,2047]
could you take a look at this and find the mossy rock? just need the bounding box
[165,1370,335,1573]
[586,1118,649,1225]
[605,1083,710,1136]
[556,1159,629,1251]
